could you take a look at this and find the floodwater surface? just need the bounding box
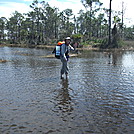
[0,47,134,134]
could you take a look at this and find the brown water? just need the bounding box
[0,47,134,134]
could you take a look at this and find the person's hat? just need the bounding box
[65,37,71,40]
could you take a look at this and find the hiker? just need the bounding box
[60,37,74,79]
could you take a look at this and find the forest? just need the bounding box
[0,0,134,49]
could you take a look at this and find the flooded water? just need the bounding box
[0,47,134,134]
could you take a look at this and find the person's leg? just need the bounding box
[61,60,65,78]
[61,60,68,78]
[64,61,68,75]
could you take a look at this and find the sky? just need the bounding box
[0,0,133,27]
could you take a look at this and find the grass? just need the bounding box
[121,40,134,50]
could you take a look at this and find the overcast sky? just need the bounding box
[0,0,133,27]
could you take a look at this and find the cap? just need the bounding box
[65,37,71,40]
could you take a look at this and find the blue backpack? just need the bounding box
[52,41,65,59]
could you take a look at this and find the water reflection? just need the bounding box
[102,50,125,65]
[0,47,134,133]
[55,78,73,122]
[108,52,118,65]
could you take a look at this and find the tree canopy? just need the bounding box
[0,0,133,48]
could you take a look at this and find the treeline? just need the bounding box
[0,0,134,48]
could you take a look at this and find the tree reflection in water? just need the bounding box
[55,78,74,121]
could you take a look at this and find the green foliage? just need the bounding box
[71,34,83,42]
[0,0,133,48]
[81,41,89,46]
[124,27,134,40]
[99,35,125,49]
[99,37,109,48]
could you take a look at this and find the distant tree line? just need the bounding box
[0,0,133,48]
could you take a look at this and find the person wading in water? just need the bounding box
[60,37,74,79]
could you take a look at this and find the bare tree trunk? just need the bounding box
[108,0,112,46]
[121,1,124,39]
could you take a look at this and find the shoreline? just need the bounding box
[0,40,134,51]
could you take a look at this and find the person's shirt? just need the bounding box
[60,43,74,61]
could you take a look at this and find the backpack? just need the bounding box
[52,41,65,59]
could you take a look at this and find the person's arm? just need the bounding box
[69,44,74,51]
